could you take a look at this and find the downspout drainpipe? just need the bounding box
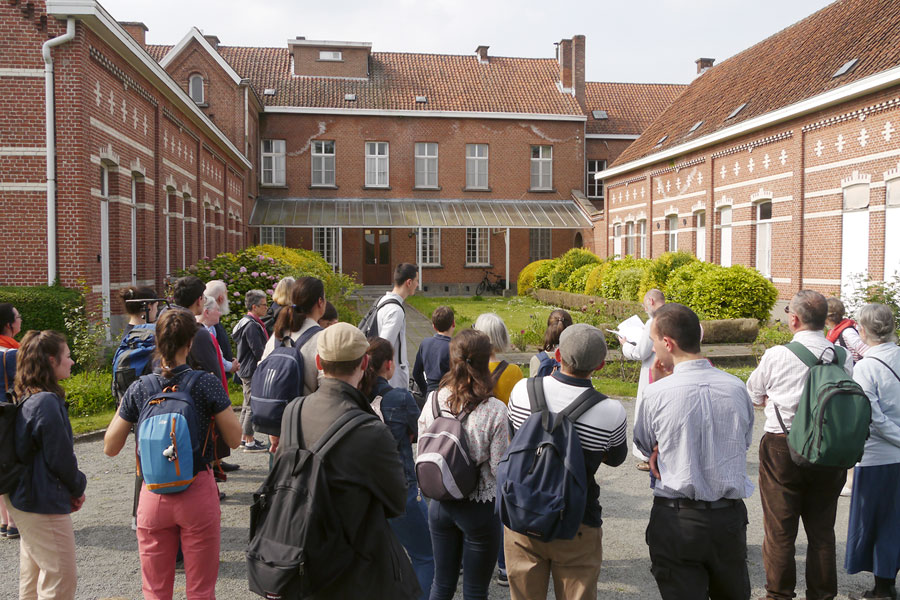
[43,18,76,285]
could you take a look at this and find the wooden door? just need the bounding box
[363,228,392,285]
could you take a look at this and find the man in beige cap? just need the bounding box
[295,323,420,600]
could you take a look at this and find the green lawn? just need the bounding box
[71,409,116,436]
[406,295,559,333]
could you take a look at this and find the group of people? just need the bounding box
[0,262,898,600]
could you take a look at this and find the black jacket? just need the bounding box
[295,378,419,600]
[214,322,233,362]
[261,302,284,337]
[233,314,268,380]
[157,305,224,384]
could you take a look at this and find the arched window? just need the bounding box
[189,74,204,104]
[573,231,583,249]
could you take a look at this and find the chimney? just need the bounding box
[119,22,148,48]
[695,57,715,75]
[475,45,489,64]
[572,35,586,109]
[204,35,221,51]
[559,38,573,90]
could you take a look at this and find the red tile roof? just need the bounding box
[585,82,685,135]
[149,44,588,116]
[612,0,900,167]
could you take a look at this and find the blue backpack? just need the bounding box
[136,371,208,494]
[251,326,322,436]
[534,350,560,377]
[112,324,156,402]
[496,377,604,542]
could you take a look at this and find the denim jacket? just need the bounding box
[371,377,419,485]
[11,391,87,514]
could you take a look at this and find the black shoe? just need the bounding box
[213,471,226,483]
[218,491,226,502]
[219,461,240,472]
[849,588,897,600]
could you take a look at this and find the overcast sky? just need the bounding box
[101,0,833,84]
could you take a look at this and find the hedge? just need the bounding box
[563,263,597,293]
[598,257,650,301]
[664,261,718,306]
[517,259,551,296]
[532,289,644,320]
[548,249,601,290]
[62,370,116,418]
[639,252,696,297]
[688,265,778,321]
[533,260,556,291]
[0,285,81,338]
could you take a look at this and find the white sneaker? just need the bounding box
[840,484,852,497]
[131,517,138,531]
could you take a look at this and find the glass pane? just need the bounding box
[532,146,541,159]
[758,202,772,220]
[364,230,376,264]
[378,230,390,264]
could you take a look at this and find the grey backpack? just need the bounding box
[415,391,480,501]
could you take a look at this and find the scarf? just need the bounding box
[248,313,269,341]
[0,335,19,349]
[208,332,228,390]
[826,318,856,344]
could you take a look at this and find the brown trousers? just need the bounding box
[504,524,603,600]
[758,433,846,600]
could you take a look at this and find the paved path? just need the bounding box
[0,404,869,600]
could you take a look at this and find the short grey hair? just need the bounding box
[205,279,230,315]
[473,312,509,353]
[791,290,828,331]
[245,289,266,310]
[857,303,897,344]
[200,294,218,313]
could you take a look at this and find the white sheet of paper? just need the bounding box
[606,314,645,344]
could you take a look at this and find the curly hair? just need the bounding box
[14,330,67,400]
[439,329,494,414]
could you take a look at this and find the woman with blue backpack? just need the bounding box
[529,309,572,377]
[417,329,509,600]
[361,337,434,599]
[103,309,241,600]
[6,329,85,600]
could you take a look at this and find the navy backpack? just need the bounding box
[112,324,156,403]
[251,326,322,436]
[534,350,560,377]
[496,377,604,542]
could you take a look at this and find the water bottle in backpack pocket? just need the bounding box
[136,371,208,494]
[415,391,481,501]
[250,326,322,436]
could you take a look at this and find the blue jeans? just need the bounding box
[428,499,501,600]
[390,485,434,600]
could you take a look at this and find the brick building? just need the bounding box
[595,0,900,300]
[2,0,683,322]
[1,0,253,329]
[145,34,682,291]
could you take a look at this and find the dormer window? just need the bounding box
[319,50,342,61]
[189,74,204,104]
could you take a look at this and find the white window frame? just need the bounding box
[666,214,678,252]
[365,142,389,188]
[625,221,635,256]
[260,226,285,246]
[529,229,551,262]
[695,211,706,262]
[755,202,772,278]
[311,140,335,187]
[418,227,441,266]
[466,227,490,266]
[414,142,439,188]
[613,223,622,257]
[637,219,647,259]
[465,144,489,190]
[318,50,342,61]
[313,227,338,270]
[530,145,553,190]
[886,177,900,279]
[719,206,733,267]
[587,159,606,200]
[261,140,286,186]
[100,165,109,198]
[130,177,138,285]
[189,74,204,104]
[841,183,871,297]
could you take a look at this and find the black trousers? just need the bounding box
[646,498,751,600]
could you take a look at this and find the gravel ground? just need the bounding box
[0,400,869,600]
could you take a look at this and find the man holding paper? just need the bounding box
[617,288,665,470]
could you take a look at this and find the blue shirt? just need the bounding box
[12,392,87,514]
[412,334,451,394]
[371,377,419,486]
[634,359,755,501]
[852,342,900,467]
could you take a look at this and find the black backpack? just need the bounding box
[0,395,32,496]
[358,298,402,340]
[1,348,15,402]
[247,397,378,599]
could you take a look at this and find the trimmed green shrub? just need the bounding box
[533,260,557,291]
[517,259,552,296]
[639,251,697,298]
[563,263,596,294]
[62,370,116,418]
[599,257,651,301]
[0,285,81,337]
[583,264,606,297]
[665,261,719,306]
[689,265,778,321]
[549,249,601,290]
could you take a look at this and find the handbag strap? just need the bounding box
[867,356,900,384]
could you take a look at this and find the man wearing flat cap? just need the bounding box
[294,323,420,600]
[505,323,628,599]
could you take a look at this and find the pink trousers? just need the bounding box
[136,468,221,600]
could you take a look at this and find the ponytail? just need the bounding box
[274,277,325,340]
[359,337,394,398]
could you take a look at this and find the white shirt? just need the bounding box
[376,292,409,390]
[635,359,755,501]
[261,317,323,396]
[852,342,900,467]
[747,330,854,434]
[621,316,655,400]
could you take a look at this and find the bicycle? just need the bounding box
[475,270,506,296]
